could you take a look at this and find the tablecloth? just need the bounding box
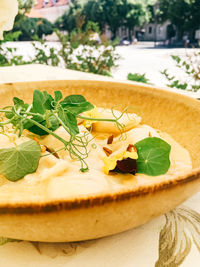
[0,64,199,267]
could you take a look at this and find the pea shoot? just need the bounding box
[0,90,125,181]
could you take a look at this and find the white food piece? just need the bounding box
[39,125,105,168]
[87,108,141,134]
[0,109,192,202]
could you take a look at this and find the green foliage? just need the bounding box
[2,31,22,42]
[0,90,125,176]
[0,140,41,181]
[127,73,150,84]
[135,137,171,176]
[4,0,36,40]
[166,24,176,39]
[55,22,119,76]
[161,53,200,92]
[161,69,188,90]
[60,95,94,115]
[31,42,60,67]
[0,18,119,77]
[17,17,38,41]
[55,1,83,32]
[158,0,200,40]
[4,1,52,41]
[0,90,94,173]
[0,45,28,66]
[17,0,36,16]
[12,17,53,41]
[56,0,154,38]
[34,18,54,39]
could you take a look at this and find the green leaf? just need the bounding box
[5,110,15,120]
[63,102,94,115]
[127,72,149,84]
[62,95,87,104]
[46,114,60,131]
[134,137,171,176]
[32,90,54,113]
[54,91,63,102]
[26,115,59,136]
[7,97,29,121]
[60,94,94,115]
[58,106,79,135]
[0,140,41,181]
[13,97,27,109]
[42,91,54,110]
[32,90,46,114]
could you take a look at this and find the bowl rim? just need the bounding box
[0,169,199,214]
[0,80,200,214]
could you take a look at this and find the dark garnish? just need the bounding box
[111,157,137,175]
[127,144,137,152]
[103,147,113,156]
[46,147,60,159]
[107,135,114,144]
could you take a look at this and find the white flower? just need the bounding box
[0,0,18,39]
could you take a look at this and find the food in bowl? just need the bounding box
[0,89,192,202]
[0,80,199,243]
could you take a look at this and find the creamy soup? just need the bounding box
[0,108,192,203]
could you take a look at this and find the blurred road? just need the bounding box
[113,43,193,87]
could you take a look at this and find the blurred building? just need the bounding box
[135,22,171,42]
[28,0,69,22]
[113,22,170,44]
[28,1,172,43]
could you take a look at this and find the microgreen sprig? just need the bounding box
[0,90,125,181]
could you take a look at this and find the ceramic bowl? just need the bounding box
[0,80,199,242]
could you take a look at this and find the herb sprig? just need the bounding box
[0,90,125,181]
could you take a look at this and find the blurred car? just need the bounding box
[121,37,131,46]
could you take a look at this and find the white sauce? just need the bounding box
[0,112,192,203]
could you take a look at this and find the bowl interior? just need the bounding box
[0,79,200,170]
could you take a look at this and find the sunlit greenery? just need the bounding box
[157,0,200,40]
[56,0,156,39]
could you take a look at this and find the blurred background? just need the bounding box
[0,0,200,91]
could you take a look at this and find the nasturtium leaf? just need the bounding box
[60,94,94,115]
[0,140,41,182]
[54,91,63,102]
[58,106,79,135]
[134,137,171,176]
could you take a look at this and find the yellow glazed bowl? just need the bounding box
[0,80,200,242]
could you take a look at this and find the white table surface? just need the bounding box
[0,64,199,267]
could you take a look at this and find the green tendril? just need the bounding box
[0,91,135,176]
